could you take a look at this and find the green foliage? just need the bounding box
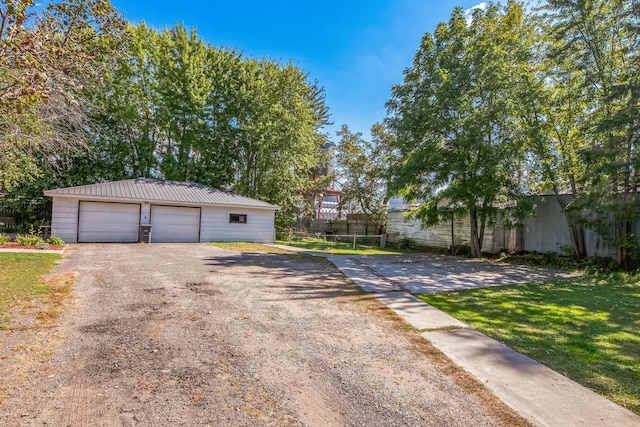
[0,234,10,244]
[15,227,43,246]
[208,242,293,254]
[46,234,65,245]
[0,0,126,193]
[384,0,639,267]
[541,251,558,266]
[419,274,640,413]
[276,238,403,255]
[386,1,534,257]
[540,0,640,267]
[335,124,393,229]
[585,256,624,274]
[86,23,329,234]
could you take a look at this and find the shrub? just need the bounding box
[46,234,65,245]
[15,227,43,246]
[0,234,9,244]
[15,233,43,246]
[586,256,621,274]
[541,251,558,266]
[396,237,415,250]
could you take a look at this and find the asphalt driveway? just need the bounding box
[328,253,576,294]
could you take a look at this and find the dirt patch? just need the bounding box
[0,272,76,406]
[0,244,531,426]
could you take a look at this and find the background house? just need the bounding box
[307,142,344,220]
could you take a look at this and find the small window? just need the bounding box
[229,214,247,224]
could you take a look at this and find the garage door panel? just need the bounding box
[151,205,200,243]
[78,202,140,243]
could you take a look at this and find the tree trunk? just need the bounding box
[451,214,455,255]
[554,190,586,259]
[469,208,482,258]
[565,211,586,258]
[614,220,632,269]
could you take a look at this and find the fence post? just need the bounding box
[353,234,356,249]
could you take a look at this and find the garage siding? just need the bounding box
[50,197,80,243]
[200,207,275,243]
[49,196,276,244]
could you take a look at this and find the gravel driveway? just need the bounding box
[0,244,529,426]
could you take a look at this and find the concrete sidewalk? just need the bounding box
[271,244,640,427]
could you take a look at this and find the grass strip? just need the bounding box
[209,242,293,254]
[417,273,640,414]
[275,238,406,255]
[0,253,61,329]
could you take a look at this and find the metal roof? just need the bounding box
[44,179,279,210]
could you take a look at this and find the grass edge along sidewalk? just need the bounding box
[0,252,61,329]
[275,238,407,255]
[418,273,640,415]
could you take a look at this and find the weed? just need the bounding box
[45,234,65,245]
[15,227,43,246]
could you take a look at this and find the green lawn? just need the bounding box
[276,238,406,255]
[0,253,61,329]
[417,273,640,414]
[209,242,293,254]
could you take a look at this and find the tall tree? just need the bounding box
[85,23,330,232]
[0,0,125,193]
[543,0,640,267]
[517,9,591,258]
[386,1,533,257]
[155,24,239,185]
[229,58,330,229]
[88,23,162,181]
[335,124,393,228]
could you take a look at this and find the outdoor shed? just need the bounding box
[44,179,279,244]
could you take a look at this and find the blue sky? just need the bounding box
[110,1,487,140]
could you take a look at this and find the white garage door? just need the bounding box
[150,205,200,243]
[78,202,140,243]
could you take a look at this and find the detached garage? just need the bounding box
[44,179,279,244]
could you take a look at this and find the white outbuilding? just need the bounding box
[44,178,279,243]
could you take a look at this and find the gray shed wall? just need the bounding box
[387,210,515,254]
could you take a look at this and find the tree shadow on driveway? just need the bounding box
[202,252,373,303]
[348,254,579,294]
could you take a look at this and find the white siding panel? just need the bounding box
[200,207,275,243]
[78,202,140,243]
[387,211,498,253]
[150,205,200,242]
[50,197,79,243]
